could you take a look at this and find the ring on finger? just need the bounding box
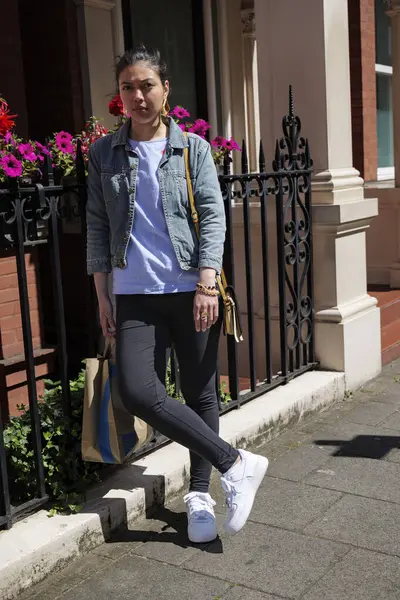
[200,311,208,321]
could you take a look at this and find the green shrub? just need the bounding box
[3,368,104,511]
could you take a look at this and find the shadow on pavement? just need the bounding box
[85,465,223,554]
[314,434,400,459]
[108,504,223,554]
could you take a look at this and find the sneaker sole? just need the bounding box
[224,455,269,535]
[188,529,218,544]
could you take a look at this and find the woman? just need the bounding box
[86,45,268,544]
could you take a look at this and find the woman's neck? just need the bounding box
[129,115,168,142]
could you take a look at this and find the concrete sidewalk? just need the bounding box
[15,361,400,600]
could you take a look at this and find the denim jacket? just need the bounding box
[86,117,226,276]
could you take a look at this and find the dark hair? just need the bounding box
[115,45,168,84]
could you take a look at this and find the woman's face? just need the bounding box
[118,62,169,126]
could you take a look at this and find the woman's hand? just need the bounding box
[193,291,219,332]
[98,295,116,338]
[93,273,116,338]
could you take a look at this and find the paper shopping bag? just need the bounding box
[82,339,152,464]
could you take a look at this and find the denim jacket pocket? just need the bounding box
[101,170,126,205]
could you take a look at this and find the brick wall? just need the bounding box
[348,0,378,182]
[0,250,42,360]
[0,249,54,419]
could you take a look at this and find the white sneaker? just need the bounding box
[221,449,268,535]
[184,492,217,544]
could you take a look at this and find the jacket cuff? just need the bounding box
[198,254,223,273]
[87,258,112,275]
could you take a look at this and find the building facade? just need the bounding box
[0,0,384,414]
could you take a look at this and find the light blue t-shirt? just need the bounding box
[113,138,199,295]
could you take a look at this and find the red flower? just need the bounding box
[0,99,17,137]
[108,95,124,117]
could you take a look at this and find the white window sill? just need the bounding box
[377,166,395,181]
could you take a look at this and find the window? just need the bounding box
[124,0,206,118]
[375,0,394,179]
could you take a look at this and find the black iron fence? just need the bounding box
[0,90,315,530]
[216,89,316,409]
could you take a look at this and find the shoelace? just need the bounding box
[221,479,237,509]
[184,493,216,519]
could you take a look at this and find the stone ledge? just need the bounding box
[0,370,346,600]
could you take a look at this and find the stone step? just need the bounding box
[381,319,400,366]
[368,287,400,366]
[370,287,400,328]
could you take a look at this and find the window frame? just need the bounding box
[375,62,394,180]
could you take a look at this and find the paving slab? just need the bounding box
[304,455,400,503]
[343,401,399,426]
[386,446,400,463]
[245,478,342,531]
[15,555,112,600]
[183,521,348,599]
[378,408,400,431]
[302,548,400,600]
[365,388,400,404]
[130,513,225,566]
[222,586,281,600]
[305,494,400,555]
[265,443,332,481]
[59,555,230,600]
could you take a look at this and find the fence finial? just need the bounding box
[259,139,265,172]
[289,85,294,119]
[273,139,281,171]
[223,149,230,175]
[241,139,248,174]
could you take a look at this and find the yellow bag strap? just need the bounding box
[183,136,229,302]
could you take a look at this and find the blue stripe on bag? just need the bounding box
[98,370,115,464]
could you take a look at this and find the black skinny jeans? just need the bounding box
[116,292,239,493]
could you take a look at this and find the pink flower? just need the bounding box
[4,132,13,144]
[1,154,23,177]
[56,137,74,154]
[55,131,73,151]
[18,142,38,162]
[189,118,212,139]
[178,124,187,132]
[211,136,227,148]
[169,106,191,120]
[56,131,73,142]
[35,141,50,156]
[224,138,241,152]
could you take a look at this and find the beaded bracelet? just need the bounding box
[196,282,219,297]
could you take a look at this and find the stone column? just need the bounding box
[203,0,219,138]
[217,0,233,140]
[74,0,124,129]
[241,9,260,172]
[255,0,381,388]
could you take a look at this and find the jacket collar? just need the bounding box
[110,116,189,149]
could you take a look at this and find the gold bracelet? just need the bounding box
[196,283,219,297]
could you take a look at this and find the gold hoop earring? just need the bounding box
[162,98,170,117]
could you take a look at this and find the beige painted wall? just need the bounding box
[85,5,116,128]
